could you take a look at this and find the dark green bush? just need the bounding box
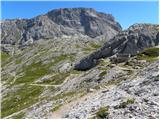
[99,71,107,77]
[118,99,135,108]
[96,106,109,119]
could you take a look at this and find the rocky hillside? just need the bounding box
[75,24,159,70]
[1,7,159,119]
[1,8,121,49]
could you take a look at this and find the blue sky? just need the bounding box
[1,1,159,29]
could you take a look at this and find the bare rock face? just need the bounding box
[74,24,159,70]
[47,8,121,38]
[1,8,122,46]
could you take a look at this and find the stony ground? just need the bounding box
[59,60,159,119]
[1,35,104,118]
[1,34,159,118]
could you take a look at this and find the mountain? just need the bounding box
[75,24,159,70]
[1,8,159,119]
[1,8,121,48]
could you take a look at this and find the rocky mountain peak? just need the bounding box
[48,7,96,15]
[47,7,122,37]
[1,8,122,47]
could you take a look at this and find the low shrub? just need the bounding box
[118,99,135,108]
[99,71,107,77]
[96,106,109,119]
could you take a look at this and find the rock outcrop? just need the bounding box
[1,8,121,46]
[74,24,159,70]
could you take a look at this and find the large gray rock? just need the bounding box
[1,8,121,47]
[74,24,159,70]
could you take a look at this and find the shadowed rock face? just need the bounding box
[1,8,122,46]
[74,24,159,70]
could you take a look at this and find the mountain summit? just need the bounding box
[1,8,121,46]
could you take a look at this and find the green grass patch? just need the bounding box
[137,47,159,62]
[1,52,11,67]
[11,112,25,119]
[77,43,101,52]
[38,72,70,85]
[82,43,101,52]
[37,69,82,85]
[13,54,75,85]
[1,85,43,118]
[90,43,101,49]
[105,77,124,86]
[96,106,109,119]
[14,62,50,84]
[99,71,107,77]
[117,99,135,109]
[1,51,10,62]
[15,59,22,64]
[70,70,83,74]
[53,54,75,64]
[82,47,93,52]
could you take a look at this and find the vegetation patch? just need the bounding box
[1,85,43,118]
[1,51,10,61]
[90,43,101,49]
[16,59,22,64]
[93,85,101,90]
[82,47,93,52]
[70,70,83,74]
[13,62,50,84]
[137,47,159,62]
[52,54,75,64]
[96,106,109,119]
[1,51,12,66]
[38,69,83,85]
[75,44,81,48]
[105,77,125,86]
[99,71,107,77]
[117,99,135,109]
[82,43,101,52]
[53,91,76,100]
[9,54,76,86]
[38,72,70,85]
[51,104,62,112]
[11,112,25,119]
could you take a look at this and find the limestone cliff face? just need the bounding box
[74,24,159,70]
[1,8,121,46]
